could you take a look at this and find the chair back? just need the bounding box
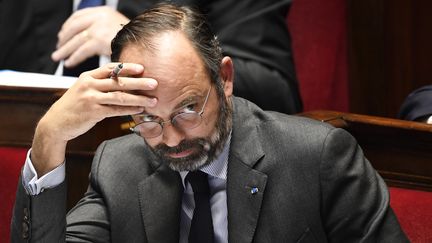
[0,147,27,242]
[390,187,432,242]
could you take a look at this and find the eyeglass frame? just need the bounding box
[130,85,212,138]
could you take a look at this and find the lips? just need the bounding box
[168,148,194,158]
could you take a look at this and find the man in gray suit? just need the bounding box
[11,3,407,242]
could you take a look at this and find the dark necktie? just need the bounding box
[62,0,104,77]
[186,171,214,243]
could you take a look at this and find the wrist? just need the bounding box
[31,117,67,177]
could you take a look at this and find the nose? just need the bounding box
[161,123,185,147]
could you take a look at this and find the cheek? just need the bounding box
[188,121,214,137]
[199,97,221,132]
[198,106,219,134]
[144,137,160,148]
[202,114,216,130]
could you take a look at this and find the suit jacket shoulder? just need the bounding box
[226,97,408,242]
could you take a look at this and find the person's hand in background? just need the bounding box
[52,6,129,68]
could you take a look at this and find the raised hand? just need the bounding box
[31,63,157,176]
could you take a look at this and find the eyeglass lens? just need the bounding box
[132,112,202,138]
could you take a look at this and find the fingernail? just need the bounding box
[51,52,58,61]
[147,79,157,89]
[134,64,144,72]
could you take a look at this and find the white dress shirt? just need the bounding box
[22,149,65,195]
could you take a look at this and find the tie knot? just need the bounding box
[186,170,210,194]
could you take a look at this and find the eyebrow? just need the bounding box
[174,96,199,110]
[139,93,202,117]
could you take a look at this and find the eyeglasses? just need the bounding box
[130,86,212,138]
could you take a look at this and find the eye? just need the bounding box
[134,114,158,123]
[184,103,197,112]
[142,115,159,122]
[176,103,198,114]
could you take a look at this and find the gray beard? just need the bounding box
[148,96,232,172]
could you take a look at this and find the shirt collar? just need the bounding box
[180,132,231,187]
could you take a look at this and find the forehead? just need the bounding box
[119,31,210,101]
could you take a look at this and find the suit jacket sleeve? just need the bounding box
[11,142,111,243]
[11,177,67,242]
[64,140,112,242]
[319,128,408,242]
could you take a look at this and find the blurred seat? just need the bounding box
[0,146,27,242]
[390,187,432,242]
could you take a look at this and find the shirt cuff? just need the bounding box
[22,148,66,195]
[427,116,432,124]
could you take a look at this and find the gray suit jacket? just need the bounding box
[11,97,408,242]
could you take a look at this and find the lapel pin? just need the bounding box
[250,187,259,195]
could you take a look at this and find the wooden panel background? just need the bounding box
[301,110,432,191]
[348,0,432,118]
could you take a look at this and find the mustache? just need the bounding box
[154,138,208,155]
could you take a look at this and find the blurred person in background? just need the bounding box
[398,85,432,124]
[0,0,302,114]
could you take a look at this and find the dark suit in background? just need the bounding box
[11,97,407,242]
[0,0,302,114]
[187,0,301,113]
[0,0,155,74]
[398,85,432,122]
[0,0,71,74]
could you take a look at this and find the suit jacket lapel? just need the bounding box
[227,98,268,243]
[138,165,183,243]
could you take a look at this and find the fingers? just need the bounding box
[64,38,96,67]
[97,77,159,93]
[87,63,145,80]
[99,91,157,107]
[52,30,97,66]
[57,8,99,48]
[41,61,155,144]
[100,105,145,118]
[75,63,158,107]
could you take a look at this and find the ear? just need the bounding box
[220,56,234,98]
